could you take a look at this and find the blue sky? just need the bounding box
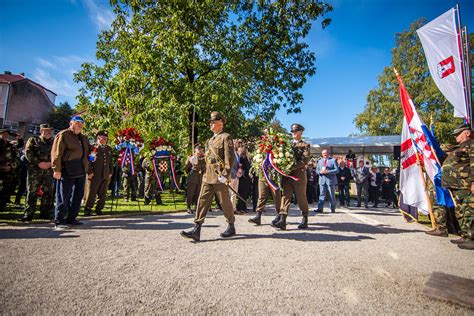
[1,0,472,138]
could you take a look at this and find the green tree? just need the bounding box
[74,0,331,154]
[47,101,75,130]
[354,19,465,144]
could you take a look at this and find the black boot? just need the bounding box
[220,223,236,238]
[156,196,163,205]
[180,223,202,241]
[271,214,281,226]
[298,214,308,229]
[144,197,151,206]
[248,212,262,225]
[84,208,92,216]
[273,214,287,230]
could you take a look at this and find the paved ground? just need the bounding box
[1,204,473,314]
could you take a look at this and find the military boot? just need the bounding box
[425,228,448,237]
[220,223,236,238]
[156,195,163,205]
[248,212,262,225]
[273,214,287,230]
[180,223,202,241]
[298,214,308,229]
[144,197,151,206]
[271,214,281,226]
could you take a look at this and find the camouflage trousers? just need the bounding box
[144,173,162,201]
[23,168,54,219]
[428,189,447,231]
[451,189,473,240]
[122,174,137,201]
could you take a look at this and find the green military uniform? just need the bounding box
[442,137,473,241]
[0,131,18,210]
[279,139,311,216]
[185,154,206,211]
[142,156,162,205]
[22,134,54,219]
[194,130,235,224]
[121,164,137,202]
[85,143,113,215]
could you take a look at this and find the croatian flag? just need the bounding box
[417,8,469,122]
[396,70,454,211]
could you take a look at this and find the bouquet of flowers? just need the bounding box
[115,127,144,174]
[251,128,297,190]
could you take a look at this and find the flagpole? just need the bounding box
[414,151,437,229]
[455,4,471,125]
[462,26,473,128]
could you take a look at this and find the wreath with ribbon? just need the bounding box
[251,128,299,191]
[115,127,144,175]
[148,137,180,191]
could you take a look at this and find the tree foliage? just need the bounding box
[354,19,466,144]
[47,101,75,130]
[74,0,331,154]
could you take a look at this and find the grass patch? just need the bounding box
[0,191,188,224]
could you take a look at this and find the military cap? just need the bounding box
[452,123,472,135]
[291,123,305,132]
[40,123,53,130]
[209,111,226,123]
[70,116,85,123]
[96,130,108,138]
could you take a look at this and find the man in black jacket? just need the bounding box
[337,160,352,206]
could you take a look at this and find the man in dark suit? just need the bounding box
[316,149,339,213]
[352,160,369,208]
[337,160,352,206]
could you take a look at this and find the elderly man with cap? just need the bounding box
[51,116,90,229]
[273,123,311,230]
[0,128,19,211]
[442,123,474,250]
[185,143,206,214]
[19,124,55,221]
[84,131,113,216]
[181,111,236,241]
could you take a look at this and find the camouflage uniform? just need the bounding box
[121,164,137,202]
[142,157,162,205]
[22,135,54,219]
[0,137,18,210]
[442,138,473,240]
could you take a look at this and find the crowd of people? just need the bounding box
[0,112,472,250]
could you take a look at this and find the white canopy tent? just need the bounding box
[305,135,401,156]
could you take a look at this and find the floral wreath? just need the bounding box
[148,136,180,191]
[115,127,144,175]
[251,128,298,191]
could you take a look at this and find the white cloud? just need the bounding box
[32,55,92,101]
[82,0,115,30]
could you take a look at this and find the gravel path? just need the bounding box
[1,204,473,314]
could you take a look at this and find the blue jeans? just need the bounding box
[54,175,86,224]
[318,183,336,211]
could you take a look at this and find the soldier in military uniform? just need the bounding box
[185,144,206,214]
[181,111,236,241]
[0,129,19,211]
[273,123,311,230]
[122,163,137,202]
[248,174,282,226]
[442,124,473,250]
[19,124,54,221]
[84,131,113,216]
[142,155,163,205]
